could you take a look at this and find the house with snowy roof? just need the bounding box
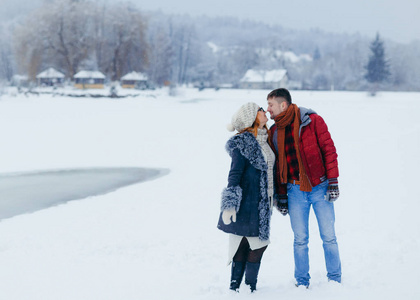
[120,71,148,89]
[239,69,288,90]
[74,70,106,89]
[36,68,65,87]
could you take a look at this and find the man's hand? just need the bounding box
[326,178,340,202]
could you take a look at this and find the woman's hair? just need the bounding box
[238,116,269,137]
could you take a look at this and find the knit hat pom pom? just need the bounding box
[226,123,235,132]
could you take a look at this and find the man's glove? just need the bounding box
[326,178,340,202]
[222,208,236,225]
[274,194,288,216]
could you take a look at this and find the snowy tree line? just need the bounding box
[8,0,148,82]
[0,0,419,91]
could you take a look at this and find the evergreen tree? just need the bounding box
[365,33,390,93]
[313,47,321,61]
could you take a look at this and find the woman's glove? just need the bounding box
[222,208,236,225]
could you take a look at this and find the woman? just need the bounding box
[217,102,275,293]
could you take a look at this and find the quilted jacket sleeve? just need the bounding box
[313,115,339,179]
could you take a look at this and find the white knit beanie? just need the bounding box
[227,102,260,132]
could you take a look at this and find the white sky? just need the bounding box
[2,0,419,44]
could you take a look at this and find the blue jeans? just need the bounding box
[288,180,341,285]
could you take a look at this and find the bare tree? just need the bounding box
[0,24,14,81]
[13,17,43,81]
[147,23,173,85]
[14,0,95,78]
[99,3,148,81]
[169,21,200,84]
[12,0,149,81]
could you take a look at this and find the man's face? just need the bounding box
[267,97,287,119]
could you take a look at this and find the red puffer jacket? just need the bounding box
[270,107,339,194]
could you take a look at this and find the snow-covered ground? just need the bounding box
[0,87,419,299]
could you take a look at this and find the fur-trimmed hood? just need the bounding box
[225,132,268,172]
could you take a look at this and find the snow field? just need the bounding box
[0,87,419,299]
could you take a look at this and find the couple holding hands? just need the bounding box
[217,88,341,292]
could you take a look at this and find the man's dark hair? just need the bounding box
[267,88,292,105]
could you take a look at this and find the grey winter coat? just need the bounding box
[217,132,271,241]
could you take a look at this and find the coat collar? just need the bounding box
[225,132,267,172]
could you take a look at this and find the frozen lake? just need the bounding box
[0,167,169,220]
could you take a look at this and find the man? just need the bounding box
[267,88,341,288]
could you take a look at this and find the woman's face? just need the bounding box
[256,108,268,126]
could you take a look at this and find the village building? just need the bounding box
[239,69,288,90]
[36,68,65,87]
[74,71,106,89]
[120,71,148,89]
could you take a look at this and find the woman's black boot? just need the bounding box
[245,262,261,292]
[230,261,246,291]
